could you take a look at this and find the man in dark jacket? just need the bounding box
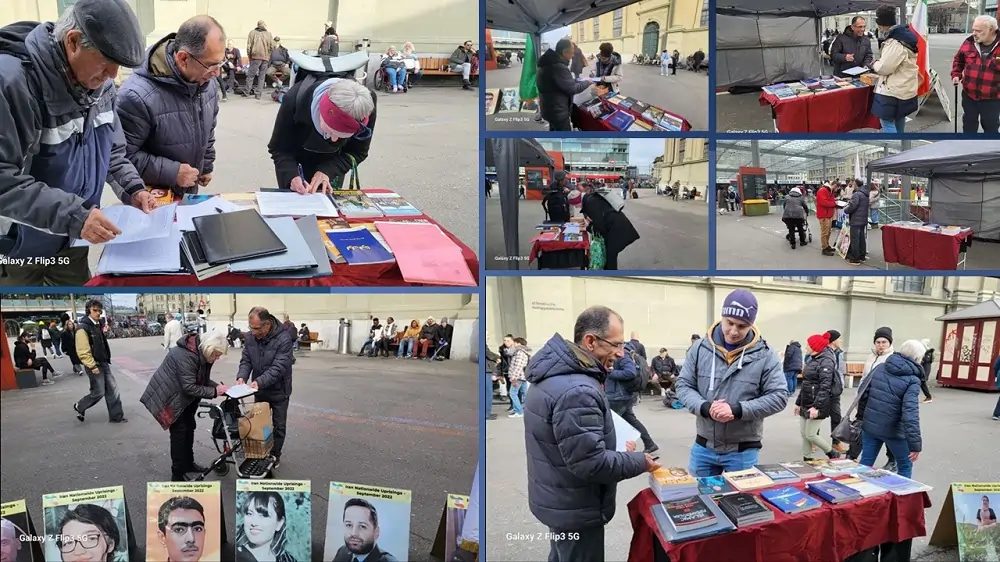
[61,317,84,375]
[524,306,659,562]
[0,0,156,286]
[537,39,592,131]
[73,299,127,423]
[783,340,804,394]
[485,344,500,420]
[448,40,476,90]
[542,171,571,222]
[236,306,294,468]
[266,36,290,87]
[245,20,273,99]
[606,341,659,456]
[796,333,842,460]
[499,334,514,409]
[919,338,935,403]
[651,348,678,394]
[843,179,870,265]
[13,332,56,384]
[140,331,228,481]
[436,317,455,360]
[627,332,647,361]
[117,16,223,199]
[416,317,438,358]
[830,18,874,77]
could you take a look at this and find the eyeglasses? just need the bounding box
[185,52,225,71]
[57,534,103,553]
[593,335,626,349]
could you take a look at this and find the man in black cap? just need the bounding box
[826,329,847,453]
[541,171,571,223]
[0,0,155,286]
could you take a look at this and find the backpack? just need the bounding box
[625,347,650,393]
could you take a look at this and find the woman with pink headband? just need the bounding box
[267,76,377,194]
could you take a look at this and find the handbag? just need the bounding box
[588,233,606,270]
[832,376,870,444]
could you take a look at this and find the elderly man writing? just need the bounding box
[952,15,1000,133]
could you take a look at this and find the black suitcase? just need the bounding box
[631,191,638,199]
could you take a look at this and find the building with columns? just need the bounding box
[136,293,211,319]
[1,0,476,54]
[654,138,709,195]
[569,0,708,61]
[486,276,1000,366]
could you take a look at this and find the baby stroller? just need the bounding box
[190,395,275,481]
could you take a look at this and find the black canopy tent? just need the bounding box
[716,0,908,90]
[867,141,1000,240]
[487,139,556,270]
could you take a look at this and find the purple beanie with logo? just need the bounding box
[721,289,758,325]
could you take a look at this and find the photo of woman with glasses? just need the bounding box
[267,75,377,195]
[45,504,126,562]
[235,492,305,562]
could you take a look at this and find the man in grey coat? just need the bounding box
[117,15,224,197]
[524,306,660,562]
[0,0,156,286]
[676,289,789,477]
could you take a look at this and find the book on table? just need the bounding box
[806,479,863,504]
[603,110,635,131]
[779,461,822,479]
[755,464,802,483]
[649,468,699,502]
[696,476,738,498]
[180,230,230,281]
[722,467,775,491]
[374,221,477,286]
[324,227,394,265]
[660,495,718,533]
[836,477,890,498]
[857,470,933,495]
[760,486,823,514]
[328,190,384,219]
[367,192,422,217]
[650,494,737,544]
[716,493,774,527]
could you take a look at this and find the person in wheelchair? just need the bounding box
[381,45,408,93]
[140,330,230,482]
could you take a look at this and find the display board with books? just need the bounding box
[576,93,691,131]
[929,482,1000,562]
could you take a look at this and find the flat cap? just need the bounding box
[72,0,145,68]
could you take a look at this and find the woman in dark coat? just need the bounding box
[581,186,639,270]
[61,318,84,375]
[140,331,229,481]
[12,332,55,384]
[436,317,455,360]
[796,332,843,460]
[268,76,377,194]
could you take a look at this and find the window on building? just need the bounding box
[578,21,585,40]
[703,140,709,158]
[678,139,686,161]
[700,0,710,27]
[594,18,600,40]
[774,276,821,284]
[892,276,926,294]
[613,9,623,37]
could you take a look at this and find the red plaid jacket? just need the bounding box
[951,36,1000,101]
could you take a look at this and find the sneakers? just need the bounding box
[822,248,836,256]
[882,461,898,473]
[921,397,933,404]
[508,412,523,418]
[992,415,999,421]
[271,455,281,470]
[849,259,862,265]
[73,403,85,422]
[109,418,128,423]
[42,379,54,385]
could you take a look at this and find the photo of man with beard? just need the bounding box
[331,499,397,562]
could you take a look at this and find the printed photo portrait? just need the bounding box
[324,484,412,562]
[954,490,1000,562]
[235,490,311,562]
[1,515,34,562]
[443,495,468,562]
[146,492,222,562]
[43,501,128,562]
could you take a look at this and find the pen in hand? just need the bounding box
[296,164,310,194]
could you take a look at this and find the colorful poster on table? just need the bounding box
[444,495,469,562]
[952,483,1000,561]
[235,480,312,562]
[146,482,223,562]
[42,486,131,562]
[2,500,42,562]
[323,482,411,562]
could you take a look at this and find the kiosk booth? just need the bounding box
[936,298,1000,391]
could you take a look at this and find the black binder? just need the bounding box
[191,209,287,265]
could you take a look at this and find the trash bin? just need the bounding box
[337,319,351,354]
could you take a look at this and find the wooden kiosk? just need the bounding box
[935,299,1000,391]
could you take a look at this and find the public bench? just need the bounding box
[300,331,323,350]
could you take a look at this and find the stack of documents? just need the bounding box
[95,225,184,275]
[175,197,243,231]
[256,191,339,218]
[254,216,334,279]
[73,203,178,247]
[228,217,318,273]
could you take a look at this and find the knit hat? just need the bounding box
[71,0,146,68]
[720,289,758,325]
[807,333,831,353]
[874,326,893,344]
[790,187,802,195]
[875,7,897,27]
[827,330,842,344]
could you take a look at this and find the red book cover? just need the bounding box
[375,222,476,287]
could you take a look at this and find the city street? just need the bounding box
[90,85,479,271]
[486,384,998,562]
[485,192,710,270]
[716,34,970,133]
[0,336,479,561]
[485,62,709,131]
[715,209,1000,270]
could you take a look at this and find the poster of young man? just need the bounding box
[952,483,1000,561]
[146,482,223,562]
[1,500,41,562]
[443,494,469,562]
[42,486,130,562]
[323,482,412,562]
[234,480,311,562]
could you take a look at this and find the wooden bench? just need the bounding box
[299,331,323,350]
[415,56,480,79]
[385,331,406,354]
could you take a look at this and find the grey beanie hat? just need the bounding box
[72,0,145,68]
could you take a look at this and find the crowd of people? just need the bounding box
[489,292,1000,561]
[355,316,455,359]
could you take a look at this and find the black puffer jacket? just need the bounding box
[61,328,81,366]
[796,347,837,419]
[419,322,438,341]
[12,340,33,369]
[140,333,219,430]
[237,315,294,402]
[536,48,591,126]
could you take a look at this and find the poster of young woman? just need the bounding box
[1,499,42,562]
[146,482,223,562]
[443,495,469,562]
[234,480,311,562]
[323,482,412,562]
[952,483,1000,562]
[42,486,131,562]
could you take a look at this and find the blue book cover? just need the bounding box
[325,227,394,265]
[603,110,635,131]
[760,486,822,514]
[857,469,915,490]
[806,479,863,503]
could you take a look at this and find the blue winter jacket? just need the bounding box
[860,353,923,453]
[523,333,646,530]
[783,342,803,372]
[605,342,639,403]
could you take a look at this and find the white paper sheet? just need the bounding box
[611,410,641,452]
[73,203,178,246]
[175,198,243,231]
[256,191,339,218]
[95,225,182,274]
[842,66,868,76]
[225,384,256,399]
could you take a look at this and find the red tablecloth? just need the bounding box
[573,102,693,132]
[759,86,882,132]
[881,225,974,270]
[528,232,590,264]
[86,188,479,287]
[628,486,931,562]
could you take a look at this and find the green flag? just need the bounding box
[518,33,538,101]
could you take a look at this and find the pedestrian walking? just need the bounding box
[61,318,84,376]
[919,338,935,403]
[783,340,804,394]
[506,337,531,418]
[73,299,128,423]
[849,327,895,462]
[606,339,659,457]
[797,332,844,461]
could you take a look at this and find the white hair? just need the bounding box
[974,15,998,31]
[897,339,927,364]
[199,329,229,360]
[52,3,95,48]
[327,80,375,120]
